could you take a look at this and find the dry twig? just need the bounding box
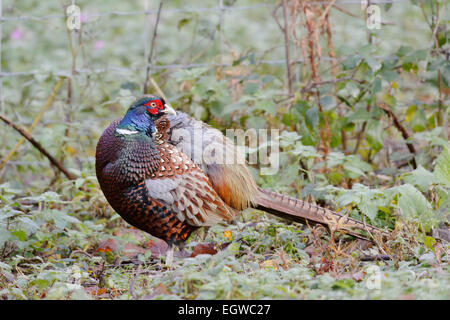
[0,114,75,180]
[0,77,65,170]
[273,0,293,97]
[379,103,417,169]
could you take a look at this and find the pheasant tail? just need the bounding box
[255,188,389,240]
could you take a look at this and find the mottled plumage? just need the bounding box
[96,121,190,245]
[96,96,238,248]
[96,95,389,262]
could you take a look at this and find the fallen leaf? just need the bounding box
[224,230,233,241]
[123,243,147,258]
[65,145,76,155]
[85,286,108,297]
[97,238,117,253]
[113,227,145,242]
[142,283,171,300]
[352,270,365,282]
[191,243,217,257]
[304,245,317,257]
[146,239,168,256]
[279,251,290,270]
[260,259,278,269]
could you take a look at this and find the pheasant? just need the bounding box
[95,95,388,264]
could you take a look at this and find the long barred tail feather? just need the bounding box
[255,188,389,241]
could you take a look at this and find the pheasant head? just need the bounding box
[115,95,176,137]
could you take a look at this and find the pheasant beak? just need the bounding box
[162,104,176,115]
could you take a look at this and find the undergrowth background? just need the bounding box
[0,0,449,299]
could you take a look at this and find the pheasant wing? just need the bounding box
[145,142,237,227]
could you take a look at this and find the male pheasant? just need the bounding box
[96,95,388,264]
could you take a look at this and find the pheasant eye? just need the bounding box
[150,102,157,107]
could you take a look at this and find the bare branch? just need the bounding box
[0,77,65,170]
[379,103,417,169]
[301,75,364,94]
[332,4,396,25]
[0,114,76,180]
[272,0,293,97]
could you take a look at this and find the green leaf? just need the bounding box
[410,107,427,132]
[365,120,383,151]
[294,100,311,115]
[336,191,360,207]
[396,45,413,57]
[177,18,191,30]
[405,105,416,122]
[0,261,12,271]
[327,171,343,185]
[366,57,382,72]
[207,100,223,118]
[254,100,276,116]
[0,226,12,246]
[245,116,266,130]
[11,230,27,241]
[279,131,302,148]
[244,83,258,95]
[413,128,449,147]
[403,166,435,192]
[291,143,320,158]
[342,55,362,70]
[332,278,355,291]
[441,63,450,86]
[379,69,399,82]
[343,164,366,179]
[344,82,360,98]
[305,106,319,129]
[120,81,140,91]
[348,108,372,122]
[423,236,436,251]
[433,147,450,187]
[22,191,61,203]
[221,102,244,116]
[371,77,382,94]
[382,94,396,107]
[171,67,209,81]
[320,96,336,110]
[388,184,431,220]
[403,49,427,64]
[358,197,380,220]
[359,44,377,58]
[50,210,81,229]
